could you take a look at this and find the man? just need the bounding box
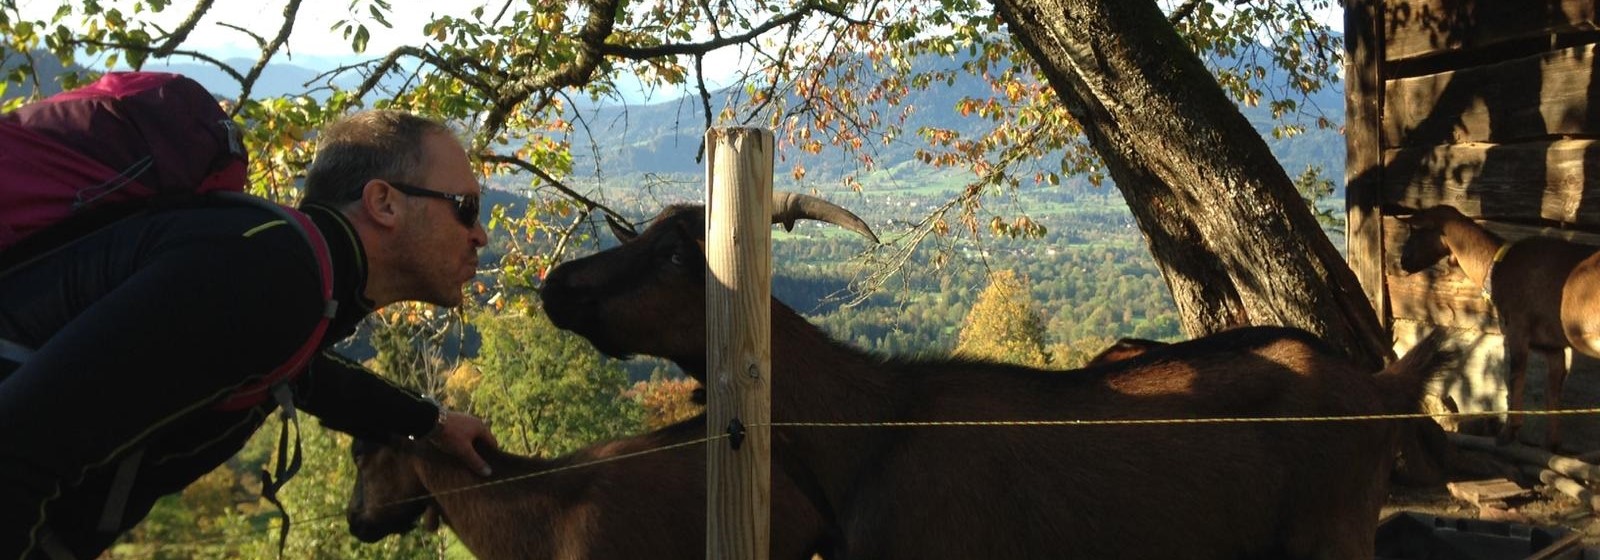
[0,110,498,558]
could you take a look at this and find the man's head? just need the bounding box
[304,110,488,308]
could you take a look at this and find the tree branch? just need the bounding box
[740,22,800,127]
[235,0,302,108]
[216,21,268,49]
[480,154,631,228]
[600,3,866,60]
[69,38,246,84]
[152,0,215,57]
[477,0,620,143]
[1167,0,1206,25]
[490,0,517,27]
[694,53,714,163]
[352,46,497,101]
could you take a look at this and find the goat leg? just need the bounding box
[1542,348,1571,453]
[1498,337,1532,447]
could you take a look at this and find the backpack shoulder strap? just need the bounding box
[210,192,338,411]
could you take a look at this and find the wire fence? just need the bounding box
[151,406,1600,553]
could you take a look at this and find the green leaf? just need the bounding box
[352,25,369,52]
[368,5,391,28]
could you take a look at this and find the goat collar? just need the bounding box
[1482,242,1512,300]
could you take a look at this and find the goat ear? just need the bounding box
[605,214,639,243]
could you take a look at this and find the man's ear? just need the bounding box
[359,179,403,228]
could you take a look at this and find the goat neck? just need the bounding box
[1437,213,1507,290]
[405,445,589,559]
[760,300,901,517]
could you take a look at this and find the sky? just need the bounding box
[14,0,1345,100]
[17,0,1348,59]
[13,0,736,100]
[15,0,472,65]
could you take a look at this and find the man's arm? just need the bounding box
[295,351,497,475]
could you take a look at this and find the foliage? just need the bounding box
[1293,163,1342,236]
[368,309,464,397]
[110,415,445,557]
[468,308,645,456]
[627,374,705,431]
[953,269,1051,367]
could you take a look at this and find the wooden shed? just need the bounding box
[1345,0,1600,448]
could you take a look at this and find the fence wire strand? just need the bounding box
[153,406,1600,551]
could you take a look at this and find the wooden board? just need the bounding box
[1381,140,1600,227]
[1348,0,1389,328]
[1384,0,1599,62]
[1384,42,1600,148]
[1446,478,1531,505]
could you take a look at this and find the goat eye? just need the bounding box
[669,252,685,266]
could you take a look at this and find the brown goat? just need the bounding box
[346,415,831,559]
[1400,204,1600,451]
[540,199,1457,559]
[1084,336,1457,485]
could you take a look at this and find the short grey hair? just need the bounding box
[301,110,453,205]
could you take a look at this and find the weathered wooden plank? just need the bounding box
[1386,263,1498,332]
[1348,0,1389,329]
[1384,0,1599,62]
[1383,217,1600,331]
[1381,140,1600,226]
[1384,43,1600,148]
[1446,478,1531,505]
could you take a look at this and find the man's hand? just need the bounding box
[427,410,499,477]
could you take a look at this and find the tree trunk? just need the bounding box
[988,0,1393,369]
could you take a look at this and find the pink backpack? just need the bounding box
[0,71,248,249]
[0,71,332,411]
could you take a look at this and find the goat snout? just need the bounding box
[347,512,406,543]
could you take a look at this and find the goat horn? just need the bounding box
[605,213,638,243]
[771,192,880,244]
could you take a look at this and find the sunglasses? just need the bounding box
[387,181,481,227]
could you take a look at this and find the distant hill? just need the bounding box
[148,58,363,99]
[563,52,1346,196]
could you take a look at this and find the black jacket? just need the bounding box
[0,196,441,557]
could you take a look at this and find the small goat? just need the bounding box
[540,195,1456,559]
[346,415,831,559]
[1400,204,1600,450]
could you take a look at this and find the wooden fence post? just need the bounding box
[704,127,773,560]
